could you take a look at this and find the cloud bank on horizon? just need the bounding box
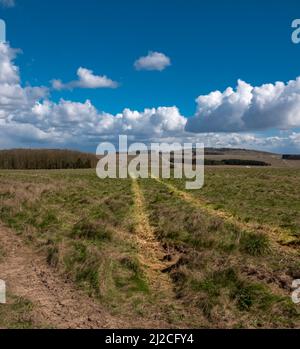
[0,42,300,152]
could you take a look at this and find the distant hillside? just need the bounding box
[1,147,300,170]
[0,149,98,170]
[204,147,274,155]
[203,148,300,168]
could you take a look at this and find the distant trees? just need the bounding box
[169,155,270,167]
[0,149,273,170]
[0,149,98,170]
[282,155,300,160]
[204,159,270,166]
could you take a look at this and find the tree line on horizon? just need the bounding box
[0,149,98,170]
[0,148,273,170]
[203,158,270,166]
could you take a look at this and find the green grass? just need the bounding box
[71,219,113,241]
[0,170,181,326]
[240,232,271,256]
[0,169,299,328]
[0,294,38,329]
[139,177,300,328]
[168,168,300,238]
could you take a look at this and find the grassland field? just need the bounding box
[0,167,300,328]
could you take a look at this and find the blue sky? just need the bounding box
[0,0,300,152]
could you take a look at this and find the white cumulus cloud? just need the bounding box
[1,41,300,153]
[0,43,48,123]
[0,43,185,148]
[52,67,118,90]
[134,51,171,71]
[186,78,300,133]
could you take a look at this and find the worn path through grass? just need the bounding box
[0,224,128,329]
[155,178,298,252]
[131,179,202,327]
[132,179,178,293]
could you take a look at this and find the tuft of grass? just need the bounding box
[192,268,286,321]
[71,219,112,241]
[46,244,59,267]
[118,257,149,293]
[191,268,239,297]
[0,294,37,329]
[240,232,270,256]
[231,282,280,311]
[37,211,59,230]
[64,241,101,296]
